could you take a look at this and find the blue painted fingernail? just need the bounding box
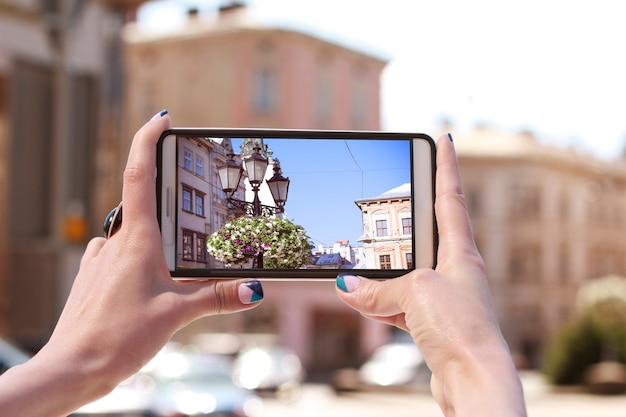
[239,280,264,304]
[151,109,169,120]
[103,203,123,238]
[336,274,361,293]
[448,133,454,142]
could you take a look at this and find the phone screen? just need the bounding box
[157,129,436,279]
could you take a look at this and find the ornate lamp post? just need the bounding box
[242,145,269,216]
[217,152,244,199]
[266,159,290,213]
[217,144,290,217]
[216,141,290,267]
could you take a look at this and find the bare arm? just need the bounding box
[336,134,527,417]
[0,111,264,416]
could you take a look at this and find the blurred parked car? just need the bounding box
[73,348,262,417]
[359,343,427,386]
[150,350,263,417]
[332,342,430,392]
[232,346,305,402]
[71,372,158,417]
[0,338,31,375]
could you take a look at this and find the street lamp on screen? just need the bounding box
[217,143,290,216]
[242,145,269,215]
[266,159,289,213]
[216,140,291,267]
[217,152,243,199]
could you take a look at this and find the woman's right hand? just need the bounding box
[335,134,527,417]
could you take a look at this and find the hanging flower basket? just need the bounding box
[207,215,313,269]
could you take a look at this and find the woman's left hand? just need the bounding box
[0,111,264,417]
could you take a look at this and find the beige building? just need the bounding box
[121,3,386,135]
[176,135,282,269]
[313,240,365,269]
[451,127,626,366]
[355,183,413,269]
[176,135,238,269]
[0,0,144,349]
[122,3,391,374]
[3,0,623,375]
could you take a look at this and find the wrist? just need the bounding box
[433,339,527,417]
[38,339,120,399]
[0,344,116,417]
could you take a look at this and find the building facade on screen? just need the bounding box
[355,183,414,270]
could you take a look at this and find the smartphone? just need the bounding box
[157,128,437,279]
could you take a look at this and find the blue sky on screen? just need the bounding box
[230,137,411,247]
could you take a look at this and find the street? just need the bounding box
[262,372,626,417]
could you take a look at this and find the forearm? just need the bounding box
[432,342,527,417]
[0,347,114,417]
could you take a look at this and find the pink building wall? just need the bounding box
[123,4,391,372]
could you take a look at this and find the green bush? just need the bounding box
[543,317,602,385]
[543,299,626,385]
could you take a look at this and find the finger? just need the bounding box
[435,134,478,261]
[335,274,405,318]
[361,312,409,332]
[121,110,171,229]
[175,279,264,323]
[79,237,107,270]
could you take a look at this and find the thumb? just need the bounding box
[335,274,407,328]
[174,279,265,325]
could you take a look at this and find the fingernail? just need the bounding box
[103,203,123,239]
[448,133,454,142]
[239,280,263,304]
[336,274,361,293]
[151,109,169,121]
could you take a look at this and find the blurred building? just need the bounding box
[121,2,390,374]
[0,0,146,349]
[451,127,626,367]
[121,3,385,135]
[312,240,365,268]
[7,0,622,378]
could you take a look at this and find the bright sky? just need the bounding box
[138,0,626,159]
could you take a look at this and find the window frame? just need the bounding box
[182,185,193,213]
[183,149,193,172]
[196,233,208,263]
[401,217,412,235]
[182,230,194,261]
[194,191,205,217]
[405,252,413,269]
[375,219,388,237]
[195,154,204,177]
[379,254,391,269]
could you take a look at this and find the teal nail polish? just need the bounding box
[448,133,454,142]
[239,280,263,304]
[336,274,361,293]
[151,109,169,120]
[337,275,348,292]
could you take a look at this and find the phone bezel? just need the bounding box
[156,128,438,279]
